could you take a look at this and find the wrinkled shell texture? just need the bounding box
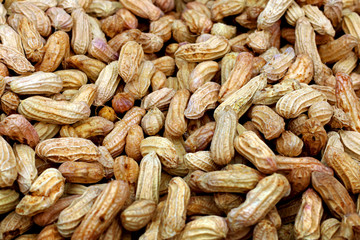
[1,0,360,239]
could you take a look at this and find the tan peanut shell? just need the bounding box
[294,189,323,239]
[276,131,303,157]
[0,189,19,215]
[13,144,37,194]
[324,146,360,194]
[187,195,222,216]
[234,131,277,174]
[16,168,65,217]
[175,36,230,62]
[124,60,155,100]
[165,89,190,137]
[185,121,216,153]
[215,73,267,119]
[71,8,91,55]
[253,220,278,240]
[118,41,144,83]
[0,136,17,188]
[0,114,39,148]
[121,200,156,231]
[160,177,191,239]
[94,61,120,106]
[141,87,176,110]
[66,55,106,82]
[227,173,290,231]
[257,0,293,29]
[71,180,130,239]
[312,171,356,219]
[59,161,105,184]
[185,82,220,119]
[136,151,161,204]
[0,211,33,240]
[196,168,262,193]
[140,136,179,169]
[336,72,360,132]
[219,52,253,101]
[189,61,219,93]
[10,71,63,95]
[178,216,228,240]
[184,151,218,172]
[57,186,103,237]
[18,96,91,125]
[210,106,237,165]
[249,105,285,140]
[276,87,326,119]
[141,107,165,136]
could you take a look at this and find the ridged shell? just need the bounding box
[160,177,190,239]
[276,87,326,119]
[36,137,100,163]
[227,174,290,231]
[0,189,19,214]
[140,136,178,169]
[57,186,103,237]
[18,96,91,124]
[94,61,120,106]
[0,136,17,187]
[15,168,65,216]
[14,144,37,194]
[10,72,63,95]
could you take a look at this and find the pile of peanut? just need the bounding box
[1,0,360,239]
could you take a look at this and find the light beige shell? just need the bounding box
[0,24,24,55]
[0,189,19,215]
[16,168,65,216]
[0,136,17,188]
[303,4,335,36]
[257,0,293,29]
[18,96,91,124]
[294,189,323,239]
[189,61,219,93]
[308,101,333,125]
[46,7,73,31]
[141,107,165,136]
[13,144,37,194]
[136,151,161,204]
[124,61,155,100]
[175,36,230,62]
[121,200,156,231]
[55,69,87,90]
[34,122,60,141]
[10,72,63,95]
[140,136,179,169]
[71,8,91,55]
[57,186,103,237]
[178,216,228,240]
[94,61,119,106]
[36,137,100,163]
[276,87,326,119]
[285,2,304,26]
[141,87,176,110]
[160,177,190,239]
[8,1,51,37]
[184,151,218,172]
[185,82,220,119]
[215,73,267,119]
[262,47,295,82]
